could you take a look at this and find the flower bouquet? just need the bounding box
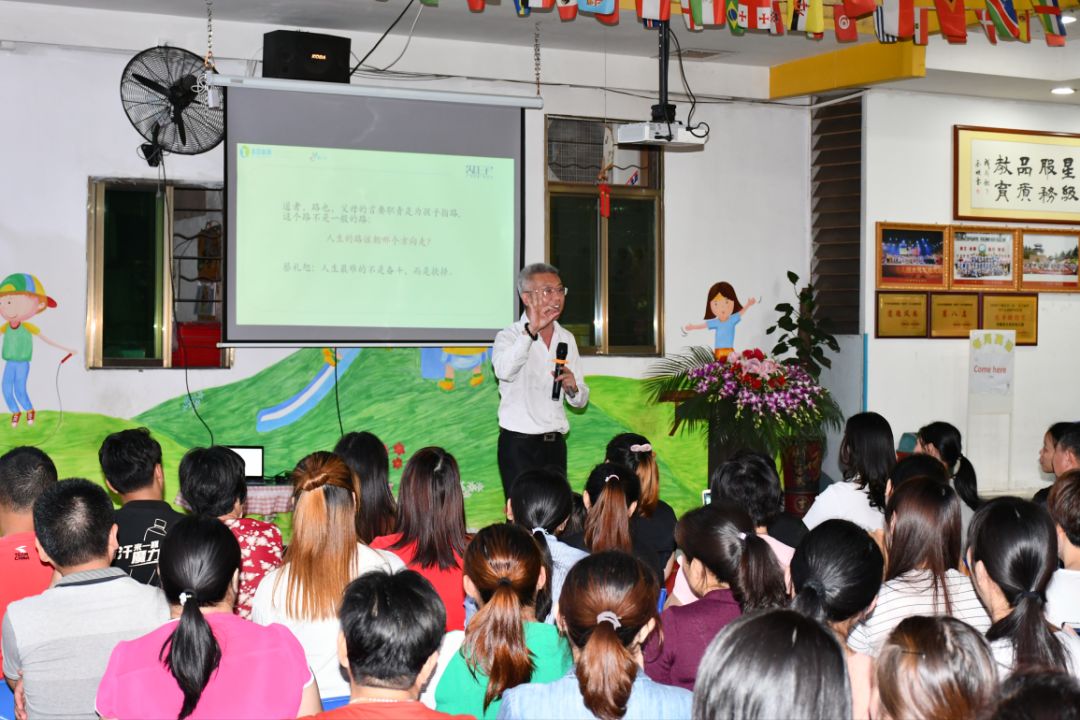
[646,346,842,460]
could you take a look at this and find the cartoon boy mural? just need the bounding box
[0,274,77,428]
[682,281,758,361]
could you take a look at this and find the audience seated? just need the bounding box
[333,431,397,544]
[990,670,1080,720]
[643,505,785,690]
[790,519,884,720]
[99,427,185,586]
[670,451,797,606]
[179,445,283,620]
[803,412,896,533]
[2,479,169,719]
[1054,424,1080,477]
[96,515,320,719]
[303,569,471,720]
[875,615,997,720]
[967,496,1080,678]
[436,523,570,720]
[1047,469,1080,628]
[848,477,990,656]
[607,434,677,582]
[498,551,691,720]
[917,421,981,535]
[560,492,587,539]
[252,452,404,702]
[371,447,468,632]
[506,468,587,623]
[1034,421,1076,504]
[885,453,949,499]
[692,609,851,720]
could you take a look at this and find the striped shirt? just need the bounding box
[848,568,991,656]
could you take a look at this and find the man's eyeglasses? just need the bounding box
[529,286,569,299]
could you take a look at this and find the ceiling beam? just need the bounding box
[769,41,926,98]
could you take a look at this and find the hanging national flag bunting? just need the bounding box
[700,0,727,25]
[536,0,555,7]
[834,7,858,41]
[842,0,876,18]
[681,0,704,30]
[1016,10,1032,41]
[984,0,1020,40]
[874,6,900,42]
[973,9,999,43]
[769,0,786,33]
[636,0,671,20]
[420,0,439,5]
[556,0,578,19]
[727,0,747,34]
[513,0,530,16]
[466,0,485,10]
[882,0,915,38]
[1032,0,1067,45]
[786,0,822,33]
[933,0,968,43]
[595,6,620,22]
[737,0,773,29]
[912,6,931,44]
[578,0,616,14]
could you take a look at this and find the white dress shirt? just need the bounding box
[492,313,589,435]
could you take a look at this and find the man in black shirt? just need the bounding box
[98,427,185,585]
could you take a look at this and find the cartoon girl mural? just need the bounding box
[682,281,758,361]
[0,274,77,428]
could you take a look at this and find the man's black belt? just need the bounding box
[501,429,563,442]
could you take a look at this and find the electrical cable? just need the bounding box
[332,347,344,439]
[668,30,710,139]
[350,0,417,77]
[369,3,424,72]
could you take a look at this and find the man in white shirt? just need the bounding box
[492,263,589,497]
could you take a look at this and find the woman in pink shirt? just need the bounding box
[96,516,321,719]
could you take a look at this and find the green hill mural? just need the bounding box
[13,348,709,530]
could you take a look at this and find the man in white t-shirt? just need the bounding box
[492,263,589,497]
[1047,470,1080,629]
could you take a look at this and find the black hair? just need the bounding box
[560,492,587,539]
[967,497,1068,674]
[918,421,981,511]
[158,516,242,720]
[0,446,58,511]
[889,453,949,492]
[676,505,787,611]
[790,519,883,627]
[582,463,640,554]
[1058,423,1080,465]
[339,569,446,690]
[508,468,574,622]
[1047,421,1077,445]
[707,451,782,527]
[605,433,660,517]
[992,670,1080,720]
[334,431,398,544]
[32,478,114,567]
[178,446,246,518]
[692,609,851,720]
[98,427,163,494]
[839,412,896,510]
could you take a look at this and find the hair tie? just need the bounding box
[497,577,513,587]
[531,526,549,536]
[629,443,652,453]
[1018,589,1044,603]
[737,531,747,541]
[604,474,619,484]
[178,589,197,607]
[596,611,622,629]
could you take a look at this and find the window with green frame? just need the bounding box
[546,116,663,356]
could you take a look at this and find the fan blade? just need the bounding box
[174,108,187,147]
[133,73,170,97]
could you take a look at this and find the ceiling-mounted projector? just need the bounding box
[617,21,707,151]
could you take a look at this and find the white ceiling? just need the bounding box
[8,0,1080,102]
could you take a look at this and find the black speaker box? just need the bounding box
[262,30,351,84]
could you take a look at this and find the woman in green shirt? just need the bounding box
[435,523,572,720]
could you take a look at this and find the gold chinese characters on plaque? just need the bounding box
[930,293,980,339]
[876,292,929,339]
[981,293,1039,345]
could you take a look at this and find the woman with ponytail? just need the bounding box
[790,520,884,719]
[643,505,785,690]
[252,452,403,703]
[435,524,571,719]
[967,496,1080,678]
[507,468,588,623]
[96,516,321,719]
[917,421,981,532]
[607,434,678,581]
[498,551,692,720]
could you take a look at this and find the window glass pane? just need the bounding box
[607,197,657,349]
[102,188,162,363]
[549,194,598,349]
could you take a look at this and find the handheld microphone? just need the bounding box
[552,342,568,401]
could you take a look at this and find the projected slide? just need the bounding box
[234,143,515,331]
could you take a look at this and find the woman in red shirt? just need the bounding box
[371,447,469,630]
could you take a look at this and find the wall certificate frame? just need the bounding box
[954,125,1080,225]
[950,227,1019,291]
[877,222,950,291]
[1019,229,1080,293]
[929,293,980,339]
[981,293,1039,345]
[876,292,929,338]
